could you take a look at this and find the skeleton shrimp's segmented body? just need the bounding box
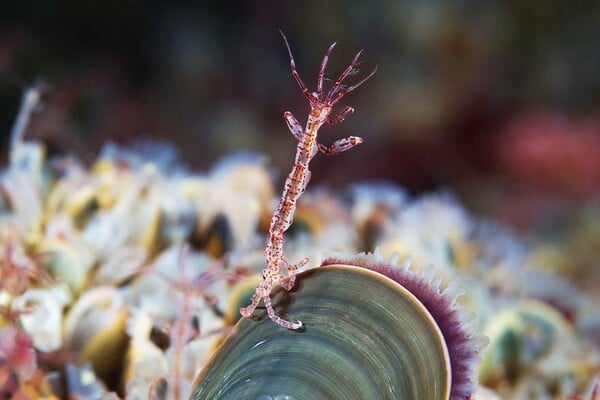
[240,31,377,330]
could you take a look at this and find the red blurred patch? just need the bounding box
[495,110,600,197]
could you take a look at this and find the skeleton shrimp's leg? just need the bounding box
[284,111,303,141]
[328,106,354,125]
[318,136,363,156]
[239,282,267,318]
[263,296,303,330]
[279,257,309,291]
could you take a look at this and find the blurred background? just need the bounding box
[0,1,598,234]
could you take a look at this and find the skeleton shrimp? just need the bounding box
[240,32,376,329]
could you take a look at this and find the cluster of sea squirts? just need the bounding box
[1,130,599,399]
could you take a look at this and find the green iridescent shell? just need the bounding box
[191,255,485,400]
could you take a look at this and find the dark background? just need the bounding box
[1,1,599,230]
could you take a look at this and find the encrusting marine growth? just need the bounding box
[240,31,377,329]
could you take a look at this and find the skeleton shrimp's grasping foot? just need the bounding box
[240,31,376,330]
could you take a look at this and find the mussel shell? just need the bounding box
[191,265,450,400]
[478,299,578,388]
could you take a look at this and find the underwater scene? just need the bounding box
[1,2,599,400]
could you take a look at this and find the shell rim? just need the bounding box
[323,263,452,399]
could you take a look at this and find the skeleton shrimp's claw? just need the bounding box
[239,306,252,319]
[280,257,309,291]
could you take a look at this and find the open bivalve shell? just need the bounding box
[191,250,487,400]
